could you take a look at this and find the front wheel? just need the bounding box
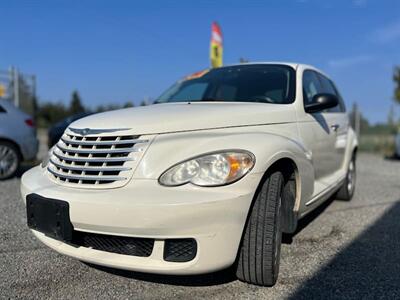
[336,155,356,201]
[0,141,20,180]
[236,170,284,286]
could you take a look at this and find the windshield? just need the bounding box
[157,64,296,104]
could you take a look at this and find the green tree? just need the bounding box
[36,101,69,127]
[69,90,85,115]
[95,105,105,113]
[392,67,400,129]
[388,104,395,127]
[123,101,134,108]
[349,102,370,134]
[95,103,122,112]
[393,66,400,105]
[32,95,38,120]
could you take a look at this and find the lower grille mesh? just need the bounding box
[164,239,197,262]
[72,231,154,257]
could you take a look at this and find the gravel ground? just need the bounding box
[1,153,400,299]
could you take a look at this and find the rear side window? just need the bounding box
[0,104,6,113]
[317,74,346,113]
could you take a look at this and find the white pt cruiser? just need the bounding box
[21,63,358,286]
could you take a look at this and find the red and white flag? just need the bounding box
[210,22,223,68]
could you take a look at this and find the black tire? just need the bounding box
[0,141,20,180]
[336,155,356,201]
[236,170,284,286]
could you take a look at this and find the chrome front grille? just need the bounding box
[47,129,150,188]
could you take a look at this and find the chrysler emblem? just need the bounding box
[81,128,90,135]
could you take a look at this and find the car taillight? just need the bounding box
[25,119,35,127]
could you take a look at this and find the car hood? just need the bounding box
[70,102,296,135]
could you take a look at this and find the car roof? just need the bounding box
[219,62,299,69]
[0,99,31,118]
[0,100,17,113]
[216,62,327,76]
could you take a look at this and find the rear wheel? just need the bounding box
[336,155,356,201]
[236,170,284,286]
[0,141,20,180]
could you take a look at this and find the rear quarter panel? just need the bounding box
[0,102,37,160]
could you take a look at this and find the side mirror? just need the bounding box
[305,93,339,113]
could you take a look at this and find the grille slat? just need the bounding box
[49,158,131,172]
[47,130,147,187]
[61,136,147,146]
[57,143,138,154]
[48,167,126,182]
[53,150,134,163]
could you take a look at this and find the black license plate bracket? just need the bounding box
[26,194,73,241]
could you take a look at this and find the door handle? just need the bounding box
[330,124,340,132]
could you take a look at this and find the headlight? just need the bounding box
[159,151,255,187]
[41,147,54,168]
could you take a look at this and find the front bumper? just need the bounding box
[21,166,262,275]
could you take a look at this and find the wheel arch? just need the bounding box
[245,155,302,236]
[353,146,358,157]
[263,157,300,233]
[234,155,301,272]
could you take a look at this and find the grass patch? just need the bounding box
[359,134,395,155]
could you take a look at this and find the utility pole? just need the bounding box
[355,104,360,138]
[351,102,361,138]
[31,75,36,99]
[10,66,20,107]
[31,74,37,117]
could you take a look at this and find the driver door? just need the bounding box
[298,70,338,182]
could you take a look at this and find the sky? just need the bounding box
[1,0,399,124]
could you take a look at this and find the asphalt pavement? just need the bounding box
[1,153,400,299]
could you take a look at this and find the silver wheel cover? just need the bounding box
[347,159,356,195]
[0,145,18,179]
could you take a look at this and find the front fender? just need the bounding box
[133,129,314,211]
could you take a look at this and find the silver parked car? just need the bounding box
[0,100,38,179]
